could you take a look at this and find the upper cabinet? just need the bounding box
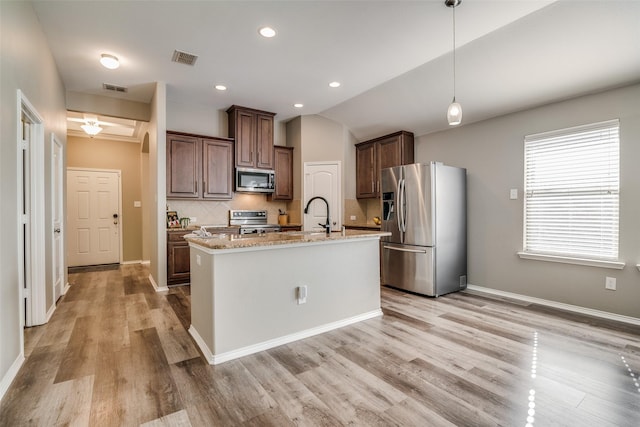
[271,146,294,200]
[227,105,276,170]
[166,131,234,200]
[355,131,414,199]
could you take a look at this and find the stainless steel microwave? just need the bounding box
[235,167,275,193]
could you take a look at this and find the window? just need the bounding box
[522,119,620,263]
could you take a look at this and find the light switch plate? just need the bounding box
[510,189,518,200]
[605,276,616,290]
[133,200,141,207]
[350,215,356,221]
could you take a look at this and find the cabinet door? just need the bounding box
[202,139,233,199]
[256,113,274,169]
[235,110,256,167]
[167,242,191,285]
[378,136,402,172]
[272,146,293,200]
[167,133,200,198]
[356,142,377,198]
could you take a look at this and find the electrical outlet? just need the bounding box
[605,276,616,290]
[350,215,356,221]
[190,217,197,223]
[510,189,518,200]
[196,254,201,266]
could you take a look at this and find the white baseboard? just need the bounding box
[465,284,640,326]
[190,309,383,365]
[62,282,70,295]
[45,302,56,322]
[141,260,150,265]
[148,274,168,293]
[121,260,143,265]
[0,354,24,401]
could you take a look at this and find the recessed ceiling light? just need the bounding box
[293,103,304,108]
[329,81,341,88]
[100,53,119,70]
[215,85,227,91]
[258,27,276,38]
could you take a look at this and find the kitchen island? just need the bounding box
[184,229,389,364]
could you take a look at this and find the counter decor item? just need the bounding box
[167,210,181,228]
[278,209,289,225]
[179,217,190,228]
[373,216,381,225]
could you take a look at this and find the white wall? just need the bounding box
[0,0,67,397]
[415,83,640,318]
[149,83,167,289]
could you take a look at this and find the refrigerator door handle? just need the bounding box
[396,178,403,234]
[399,178,407,233]
[383,245,428,254]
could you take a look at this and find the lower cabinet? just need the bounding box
[280,225,302,232]
[167,230,191,286]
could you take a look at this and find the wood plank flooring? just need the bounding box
[1,264,639,426]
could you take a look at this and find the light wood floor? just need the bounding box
[1,264,639,426]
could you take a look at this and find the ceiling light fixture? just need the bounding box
[100,53,120,70]
[293,103,304,108]
[258,26,276,38]
[329,81,341,88]
[215,85,227,91]
[81,121,103,137]
[445,0,462,126]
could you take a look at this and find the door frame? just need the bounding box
[17,90,47,330]
[51,133,67,301]
[66,167,124,266]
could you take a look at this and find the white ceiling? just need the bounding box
[33,1,640,141]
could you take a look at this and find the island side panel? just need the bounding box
[211,238,381,355]
[189,245,215,355]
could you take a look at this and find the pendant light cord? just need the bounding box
[452,5,456,101]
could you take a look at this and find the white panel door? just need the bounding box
[303,162,341,232]
[52,136,64,300]
[67,169,120,266]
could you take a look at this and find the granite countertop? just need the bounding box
[184,229,390,250]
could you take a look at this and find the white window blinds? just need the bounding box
[523,119,620,260]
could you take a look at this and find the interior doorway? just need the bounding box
[51,134,65,301]
[66,168,122,267]
[18,91,47,330]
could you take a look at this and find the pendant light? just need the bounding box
[446,0,462,126]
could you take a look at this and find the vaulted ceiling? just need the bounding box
[33,1,640,141]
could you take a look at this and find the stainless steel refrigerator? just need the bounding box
[381,162,467,297]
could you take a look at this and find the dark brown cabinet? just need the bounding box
[202,138,233,199]
[271,146,294,200]
[227,105,276,170]
[166,133,200,198]
[167,230,191,286]
[166,131,234,200]
[355,131,414,199]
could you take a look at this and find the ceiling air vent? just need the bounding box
[172,49,198,66]
[102,83,128,93]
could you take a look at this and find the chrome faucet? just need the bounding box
[304,196,331,235]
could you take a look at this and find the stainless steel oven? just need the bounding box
[229,210,280,234]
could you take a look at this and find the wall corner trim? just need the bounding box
[148,273,168,293]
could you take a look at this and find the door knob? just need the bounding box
[113,213,119,225]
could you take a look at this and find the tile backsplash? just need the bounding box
[168,194,287,226]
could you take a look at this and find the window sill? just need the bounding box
[517,252,625,270]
